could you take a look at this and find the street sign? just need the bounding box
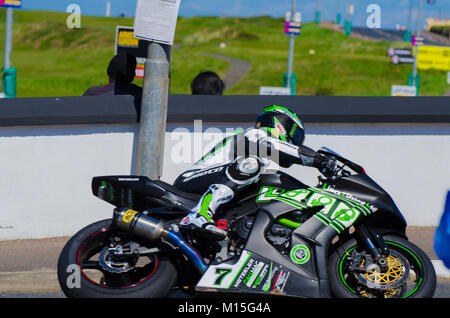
[285,11,302,36]
[388,48,414,64]
[417,45,450,71]
[0,0,22,8]
[387,48,412,57]
[391,85,417,97]
[133,0,181,46]
[115,26,152,79]
[412,35,425,46]
[391,55,415,64]
[285,21,301,35]
[260,87,291,95]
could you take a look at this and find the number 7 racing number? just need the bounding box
[214,268,232,286]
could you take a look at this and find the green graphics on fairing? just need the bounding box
[256,186,374,233]
[196,250,291,294]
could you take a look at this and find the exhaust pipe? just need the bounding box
[113,208,165,241]
[112,208,207,274]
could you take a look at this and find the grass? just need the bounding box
[0,10,447,97]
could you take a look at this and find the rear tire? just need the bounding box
[57,219,178,298]
[328,235,436,298]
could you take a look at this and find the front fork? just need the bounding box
[356,225,390,271]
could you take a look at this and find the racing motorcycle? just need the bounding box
[57,147,436,298]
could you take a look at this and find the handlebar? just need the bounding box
[317,148,367,176]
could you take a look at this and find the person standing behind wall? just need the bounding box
[191,71,225,95]
[83,51,143,110]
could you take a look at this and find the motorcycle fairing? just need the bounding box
[322,173,407,234]
[257,186,369,233]
[198,174,385,298]
[91,175,200,213]
[195,249,320,298]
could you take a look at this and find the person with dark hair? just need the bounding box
[191,71,225,95]
[83,52,142,108]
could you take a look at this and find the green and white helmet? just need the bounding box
[255,105,305,147]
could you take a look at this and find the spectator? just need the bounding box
[83,52,142,108]
[191,71,225,95]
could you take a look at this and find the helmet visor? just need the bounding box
[255,113,274,129]
[290,123,304,146]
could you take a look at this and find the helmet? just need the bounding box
[255,105,305,147]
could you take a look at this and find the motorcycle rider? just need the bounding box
[174,105,336,238]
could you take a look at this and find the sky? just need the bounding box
[18,0,450,30]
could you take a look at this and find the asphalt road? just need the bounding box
[2,280,450,298]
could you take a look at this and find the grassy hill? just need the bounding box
[0,9,447,97]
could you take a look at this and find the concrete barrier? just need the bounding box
[1,95,449,240]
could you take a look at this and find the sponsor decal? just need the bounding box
[182,166,224,182]
[233,258,255,288]
[253,263,270,288]
[196,251,294,295]
[273,271,289,291]
[275,123,285,135]
[118,178,140,181]
[244,261,265,288]
[262,262,276,292]
[257,186,371,233]
[324,186,378,213]
[122,209,138,223]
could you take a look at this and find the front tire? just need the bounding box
[328,235,436,298]
[57,219,178,298]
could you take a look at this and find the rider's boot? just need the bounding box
[180,185,233,238]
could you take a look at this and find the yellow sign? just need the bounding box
[2,0,22,7]
[417,45,450,71]
[5,0,21,5]
[118,30,139,48]
[122,209,139,223]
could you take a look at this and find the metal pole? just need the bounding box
[345,0,349,22]
[415,0,423,37]
[407,0,413,35]
[136,43,170,179]
[336,0,341,24]
[106,1,111,17]
[4,7,13,70]
[413,0,422,88]
[321,0,325,23]
[287,0,296,88]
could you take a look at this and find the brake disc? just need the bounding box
[98,245,136,274]
[355,250,410,291]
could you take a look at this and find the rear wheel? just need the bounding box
[57,219,177,298]
[328,235,436,298]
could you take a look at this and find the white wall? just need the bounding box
[1,122,449,241]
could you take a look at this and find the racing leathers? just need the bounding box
[173,128,335,237]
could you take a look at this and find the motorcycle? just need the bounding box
[57,147,436,298]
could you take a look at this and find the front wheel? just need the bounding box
[328,235,436,298]
[57,219,178,298]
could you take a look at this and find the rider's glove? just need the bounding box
[313,154,337,177]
